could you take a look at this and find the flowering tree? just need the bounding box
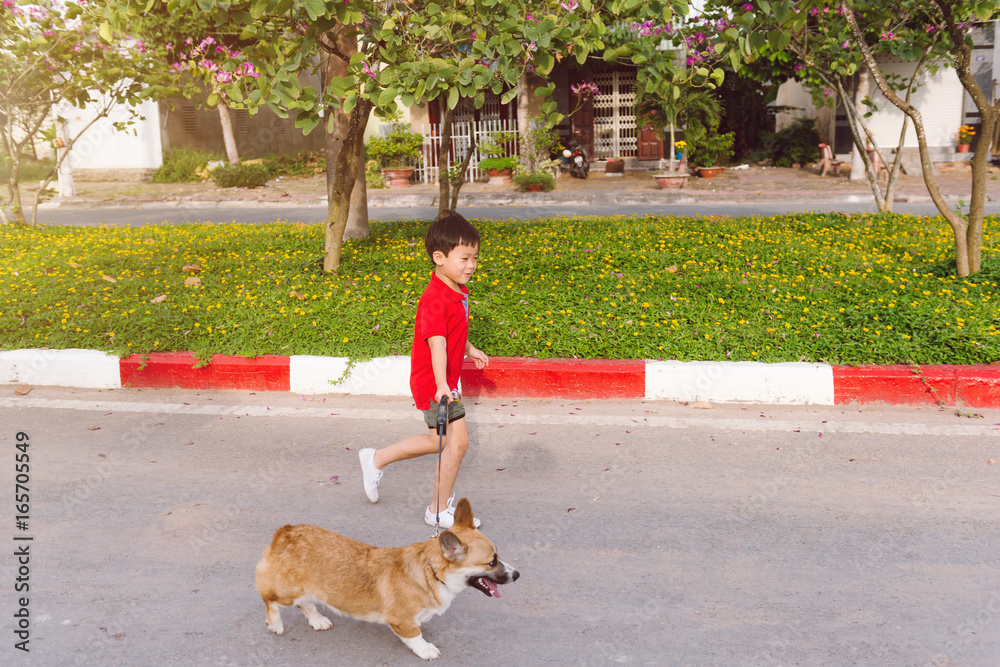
[109,0,738,271]
[1,0,150,225]
[712,0,1000,277]
[169,35,261,165]
[707,0,945,212]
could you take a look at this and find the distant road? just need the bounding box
[34,200,1000,226]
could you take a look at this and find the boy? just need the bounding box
[358,210,489,528]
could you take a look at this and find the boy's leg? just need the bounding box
[372,433,438,469]
[429,417,470,514]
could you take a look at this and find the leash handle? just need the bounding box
[436,394,449,436]
[434,394,449,533]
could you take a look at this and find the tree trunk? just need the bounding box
[217,103,240,165]
[841,0,989,276]
[438,105,454,213]
[324,99,372,272]
[517,72,532,166]
[320,29,372,271]
[320,30,372,271]
[344,153,369,240]
[56,119,75,198]
[849,70,869,183]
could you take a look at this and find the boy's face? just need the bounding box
[433,243,479,289]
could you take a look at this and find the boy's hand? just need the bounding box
[467,344,489,369]
[435,384,452,404]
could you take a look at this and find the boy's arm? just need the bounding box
[466,341,489,369]
[427,336,452,402]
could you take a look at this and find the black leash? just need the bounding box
[434,395,449,533]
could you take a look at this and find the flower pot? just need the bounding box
[957,144,971,153]
[382,167,415,187]
[523,184,546,192]
[652,173,688,190]
[696,166,725,178]
[605,159,625,175]
[485,168,513,186]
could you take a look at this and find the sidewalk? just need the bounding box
[40,160,1000,209]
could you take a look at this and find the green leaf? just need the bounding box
[207,92,220,107]
[976,2,995,21]
[447,87,459,110]
[500,87,518,105]
[99,22,112,43]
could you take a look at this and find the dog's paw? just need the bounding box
[266,621,284,635]
[402,634,441,661]
[308,615,333,631]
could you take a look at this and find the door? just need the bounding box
[637,125,662,160]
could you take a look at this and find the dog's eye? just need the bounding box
[489,555,498,567]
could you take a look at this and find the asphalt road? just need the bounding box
[33,200,1000,226]
[3,388,999,666]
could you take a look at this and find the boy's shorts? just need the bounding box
[422,397,466,429]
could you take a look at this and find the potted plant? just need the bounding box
[478,157,518,185]
[512,171,555,192]
[690,129,735,177]
[635,85,722,190]
[366,122,425,187]
[511,118,560,192]
[478,131,519,184]
[956,124,975,153]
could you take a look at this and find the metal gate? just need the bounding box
[591,71,638,159]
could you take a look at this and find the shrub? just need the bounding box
[365,159,386,189]
[366,123,424,168]
[690,131,735,168]
[265,151,325,177]
[152,147,221,183]
[762,118,820,167]
[210,163,271,188]
[512,171,555,192]
[478,156,519,172]
[1,157,55,182]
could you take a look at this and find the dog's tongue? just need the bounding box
[484,578,500,598]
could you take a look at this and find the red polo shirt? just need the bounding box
[409,271,469,410]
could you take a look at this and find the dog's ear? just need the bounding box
[453,498,475,529]
[439,531,467,562]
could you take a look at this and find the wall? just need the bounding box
[65,98,163,180]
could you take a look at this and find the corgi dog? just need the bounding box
[255,498,519,660]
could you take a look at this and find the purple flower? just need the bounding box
[559,0,578,11]
[742,3,753,10]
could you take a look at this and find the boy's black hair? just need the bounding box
[425,209,480,260]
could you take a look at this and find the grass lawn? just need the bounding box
[1,212,998,365]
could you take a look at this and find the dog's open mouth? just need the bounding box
[469,576,501,598]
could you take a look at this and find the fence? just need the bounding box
[408,118,519,185]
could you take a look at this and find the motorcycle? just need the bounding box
[554,140,589,179]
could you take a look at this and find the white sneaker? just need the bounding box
[424,504,481,529]
[359,448,382,503]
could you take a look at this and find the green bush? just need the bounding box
[152,147,221,183]
[512,171,555,192]
[366,123,424,168]
[210,163,271,188]
[479,156,519,172]
[762,118,820,167]
[1,157,55,182]
[264,151,325,178]
[690,131,735,168]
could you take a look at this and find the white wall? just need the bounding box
[65,97,163,170]
[864,58,963,149]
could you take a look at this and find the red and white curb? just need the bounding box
[2,349,999,408]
